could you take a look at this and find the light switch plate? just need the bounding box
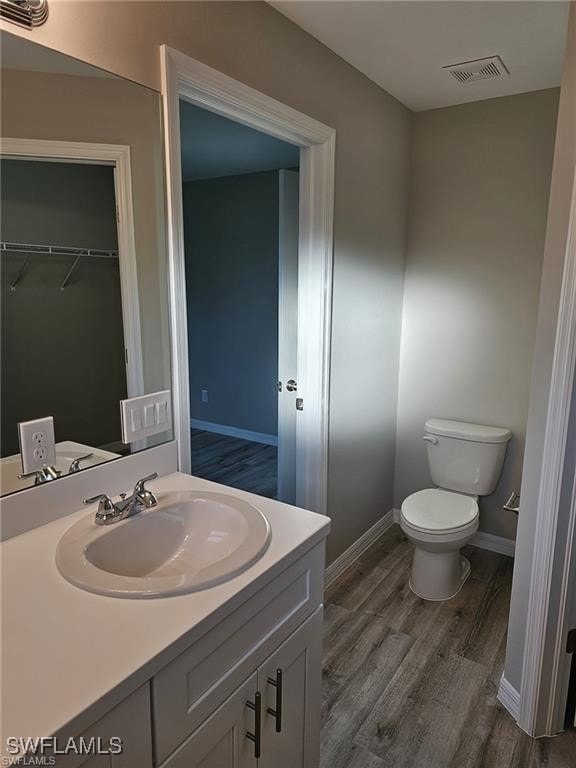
[120,390,172,444]
[18,416,56,474]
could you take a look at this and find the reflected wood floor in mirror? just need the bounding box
[322,526,576,768]
[190,428,277,499]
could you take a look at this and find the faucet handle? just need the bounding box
[18,466,61,484]
[84,493,115,511]
[69,453,94,474]
[84,494,117,524]
[132,472,159,508]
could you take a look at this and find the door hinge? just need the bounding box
[567,628,576,654]
[296,398,304,411]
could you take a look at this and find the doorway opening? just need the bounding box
[180,102,300,501]
[162,47,335,514]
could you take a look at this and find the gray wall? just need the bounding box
[183,171,279,436]
[505,6,576,695]
[2,160,118,247]
[0,160,126,455]
[3,1,413,564]
[394,89,559,540]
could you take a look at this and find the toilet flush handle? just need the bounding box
[422,435,438,445]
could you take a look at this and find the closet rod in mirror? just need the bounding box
[1,241,119,292]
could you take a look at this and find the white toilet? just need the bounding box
[400,418,512,601]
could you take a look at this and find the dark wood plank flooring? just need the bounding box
[322,525,576,768]
[190,429,277,498]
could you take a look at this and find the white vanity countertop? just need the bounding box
[0,472,330,748]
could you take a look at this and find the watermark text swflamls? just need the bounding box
[3,736,123,765]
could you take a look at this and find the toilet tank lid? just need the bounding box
[425,418,512,444]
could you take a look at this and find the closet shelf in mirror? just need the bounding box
[1,241,119,291]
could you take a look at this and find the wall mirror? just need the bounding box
[0,31,172,497]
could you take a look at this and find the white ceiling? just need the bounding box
[271,1,569,111]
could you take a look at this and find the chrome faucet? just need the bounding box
[18,465,61,485]
[84,472,159,526]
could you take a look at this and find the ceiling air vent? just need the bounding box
[443,55,509,85]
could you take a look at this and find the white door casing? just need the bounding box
[161,47,335,515]
[514,154,576,736]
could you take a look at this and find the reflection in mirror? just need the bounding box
[0,31,172,497]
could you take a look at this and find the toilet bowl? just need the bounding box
[400,488,479,601]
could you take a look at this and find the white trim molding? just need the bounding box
[325,510,396,588]
[498,675,521,721]
[472,531,516,558]
[161,47,335,516]
[0,137,144,399]
[518,169,576,736]
[190,419,278,447]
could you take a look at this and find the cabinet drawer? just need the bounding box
[152,543,324,764]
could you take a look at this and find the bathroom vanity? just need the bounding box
[1,472,330,767]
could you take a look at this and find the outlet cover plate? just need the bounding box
[18,416,56,473]
[120,390,172,444]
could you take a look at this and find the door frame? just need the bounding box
[160,46,335,514]
[0,137,144,398]
[516,166,576,735]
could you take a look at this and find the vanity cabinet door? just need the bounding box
[160,673,258,768]
[258,607,323,768]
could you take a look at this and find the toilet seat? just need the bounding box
[401,488,478,534]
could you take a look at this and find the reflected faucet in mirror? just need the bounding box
[17,452,95,485]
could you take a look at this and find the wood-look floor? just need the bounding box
[322,525,576,768]
[190,429,277,498]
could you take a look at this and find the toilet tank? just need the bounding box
[424,419,512,496]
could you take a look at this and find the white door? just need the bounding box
[277,170,299,504]
[161,673,259,768]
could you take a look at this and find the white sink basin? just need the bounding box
[55,491,271,598]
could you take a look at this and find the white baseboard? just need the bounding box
[325,510,514,591]
[498,675,520,720]
[191,419,278,447]
[325,509,395,588]
[472,531,516,557]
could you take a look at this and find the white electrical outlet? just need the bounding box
[120,390,172,444]
[18,416,56,474]
[201,388,209,403]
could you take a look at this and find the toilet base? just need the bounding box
[409,551,471,602]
